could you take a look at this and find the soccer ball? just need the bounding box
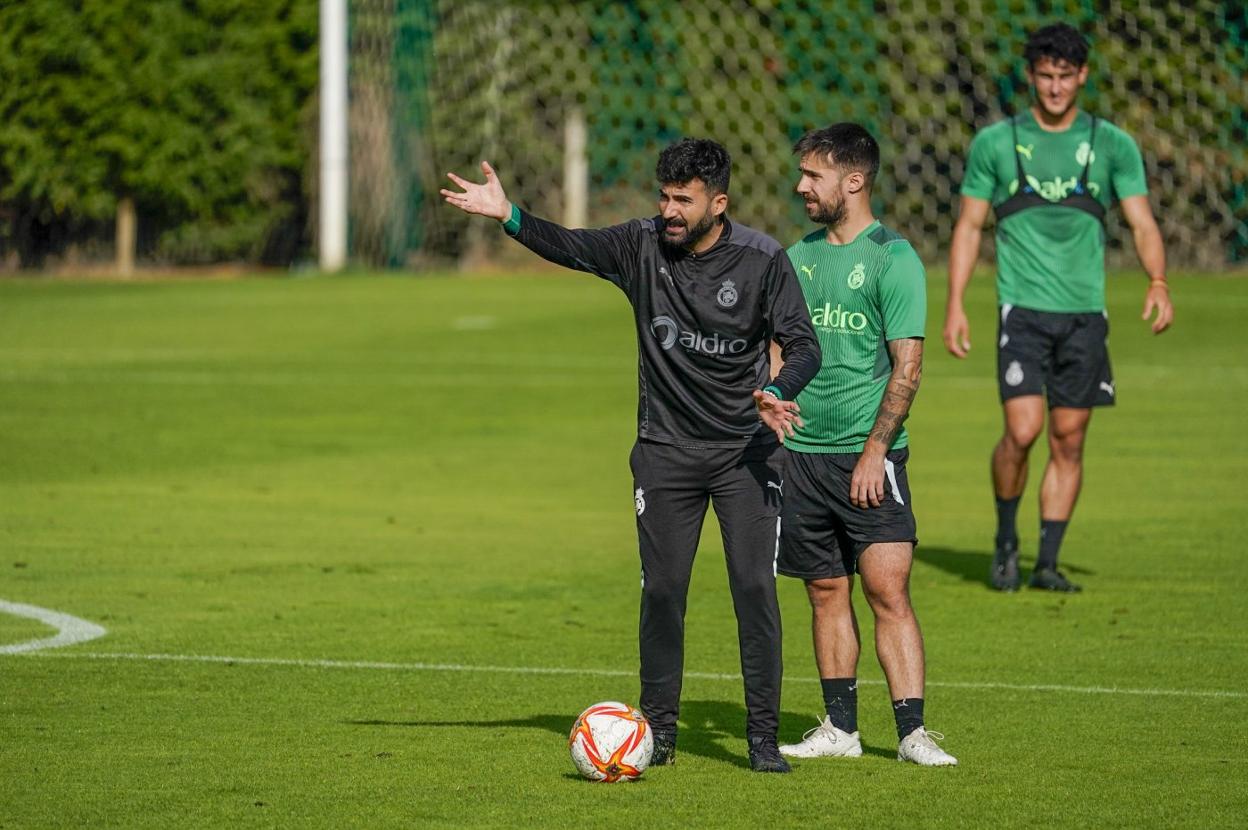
[568,701,653,782]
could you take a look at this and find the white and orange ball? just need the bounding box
[568,701,653,782]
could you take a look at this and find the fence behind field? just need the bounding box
[350,0,1247,270]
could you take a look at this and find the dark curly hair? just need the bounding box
[1024,22,1090,68]
[655,138,731,195]
[792,123,880,189]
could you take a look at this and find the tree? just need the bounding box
[0,0,317,269]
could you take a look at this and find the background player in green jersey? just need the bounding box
[945,23,1174,592]
[769,124,957,766]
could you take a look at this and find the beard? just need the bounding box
[806,194,847,228]
[663,209,718,249]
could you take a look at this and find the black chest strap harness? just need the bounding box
[993,114,1105,224]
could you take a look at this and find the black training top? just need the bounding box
[507,209,821,448]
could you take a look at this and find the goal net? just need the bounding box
[345,0,1247,270]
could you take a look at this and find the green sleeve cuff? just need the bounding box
[501,204,521,235]
[763,385,783,400]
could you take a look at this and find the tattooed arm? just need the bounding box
[850,337,923,509]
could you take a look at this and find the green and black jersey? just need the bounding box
[961,110,1148,313]
[785,221,927,454]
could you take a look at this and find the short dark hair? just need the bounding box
[656,138,731,195]
[792,123,880,188]
[1024,23,1090,68]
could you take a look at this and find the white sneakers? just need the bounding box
[896,727,958,766]
[778,716,863,758]
[781,718,958,767]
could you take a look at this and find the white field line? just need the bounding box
[0,600,107,654]
[9,649,1246,700]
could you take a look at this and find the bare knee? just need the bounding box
[1002,421,1042,454]
[805,577,851,614]
[1048,425,1087,465]
[1000,400,1044,454]
[864,583,913,622]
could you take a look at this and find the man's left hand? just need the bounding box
[849,450,886,509]
[1142,281,1173,334]
[753,390,803,444]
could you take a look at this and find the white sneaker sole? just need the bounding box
[896,752,957,766]
[779,743,863,759]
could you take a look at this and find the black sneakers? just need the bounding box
[649,733,677,766]
[991,540,1020,591]
[1029,567,1082,592]
[747,735,791,773]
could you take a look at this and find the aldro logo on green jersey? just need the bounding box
[1009,175,1102,201]
[1008,143,1101,201]
[808,302,868,334]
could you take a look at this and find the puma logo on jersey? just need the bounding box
[767,480,783,497]
[799,264,817,280]
[1015,143,1034,160]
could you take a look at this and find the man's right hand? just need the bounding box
[440,160,512,221]
[942,306,972,358]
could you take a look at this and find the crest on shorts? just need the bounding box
[716,280,738,308]
[847,263,866,290]
[1005,360,1025,387]
[634,488,646,515]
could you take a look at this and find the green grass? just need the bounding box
[1,270,1245,828]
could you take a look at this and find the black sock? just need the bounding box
[820,677,858,733]
[892,697,924,741]
[1037,519,1069,571]
[995,496,1021,549]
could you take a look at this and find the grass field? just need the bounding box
[1,269,1246,828]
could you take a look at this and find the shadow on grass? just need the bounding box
[349,699,826,769]
[915,544,1095,588]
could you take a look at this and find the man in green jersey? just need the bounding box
[945,23,1173,593]
[769,124,957,766]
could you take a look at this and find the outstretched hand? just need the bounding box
[440,161,512,221]
[754,390,803,444]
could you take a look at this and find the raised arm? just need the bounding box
[850,337,923,509]
[441,160,512,220]
[944,195,991,358]
[442,161,636,284]
[1119,194,1173,334]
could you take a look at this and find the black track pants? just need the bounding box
[629,438,784,739]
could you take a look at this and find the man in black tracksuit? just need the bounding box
[442,139,820,772]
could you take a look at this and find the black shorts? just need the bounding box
[777,448,917,580]
[997,305,1115,409]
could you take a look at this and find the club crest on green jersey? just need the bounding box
[847,263,866,290]
[1075,142,1096,165]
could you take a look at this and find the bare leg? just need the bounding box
[806,576,859,679]
[858,542,922,700]
[1040,407,1092,521]
[992,396,1045,499]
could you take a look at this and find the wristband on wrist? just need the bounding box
[501,203,521,235]
[763,385,783,400]
[1149,277,1168,287]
